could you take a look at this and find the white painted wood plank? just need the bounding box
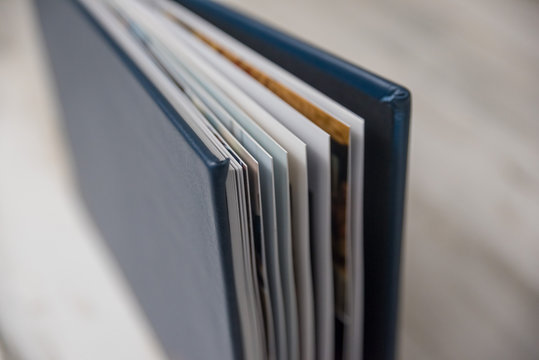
[217,1,539,359]
[0,1,168,359]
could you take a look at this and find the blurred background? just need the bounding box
[1,0,538,359]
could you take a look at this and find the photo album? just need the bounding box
[35,0,411,360]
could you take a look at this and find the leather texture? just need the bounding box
[34,1,242,360]
[174,1,411,359]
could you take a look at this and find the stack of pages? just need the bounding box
[36,0,410,360]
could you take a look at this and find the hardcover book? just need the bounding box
[35,1,411,359]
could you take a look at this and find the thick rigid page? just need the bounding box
[34,1,242,360]
[175,1,411,359]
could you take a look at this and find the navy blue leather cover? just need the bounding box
[174,2,411,360]
[34,1,242,360]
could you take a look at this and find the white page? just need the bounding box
[188,88,265,360]
[209,124,267,360]
[189,91,276,360]
[225,159,261,360]
[218,129,278,360]
[80,2,264,360]
[161,4,365,359]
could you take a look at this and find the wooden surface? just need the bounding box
[0,1,166,359]
[1,0,538,359]
[217,1,539,360]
